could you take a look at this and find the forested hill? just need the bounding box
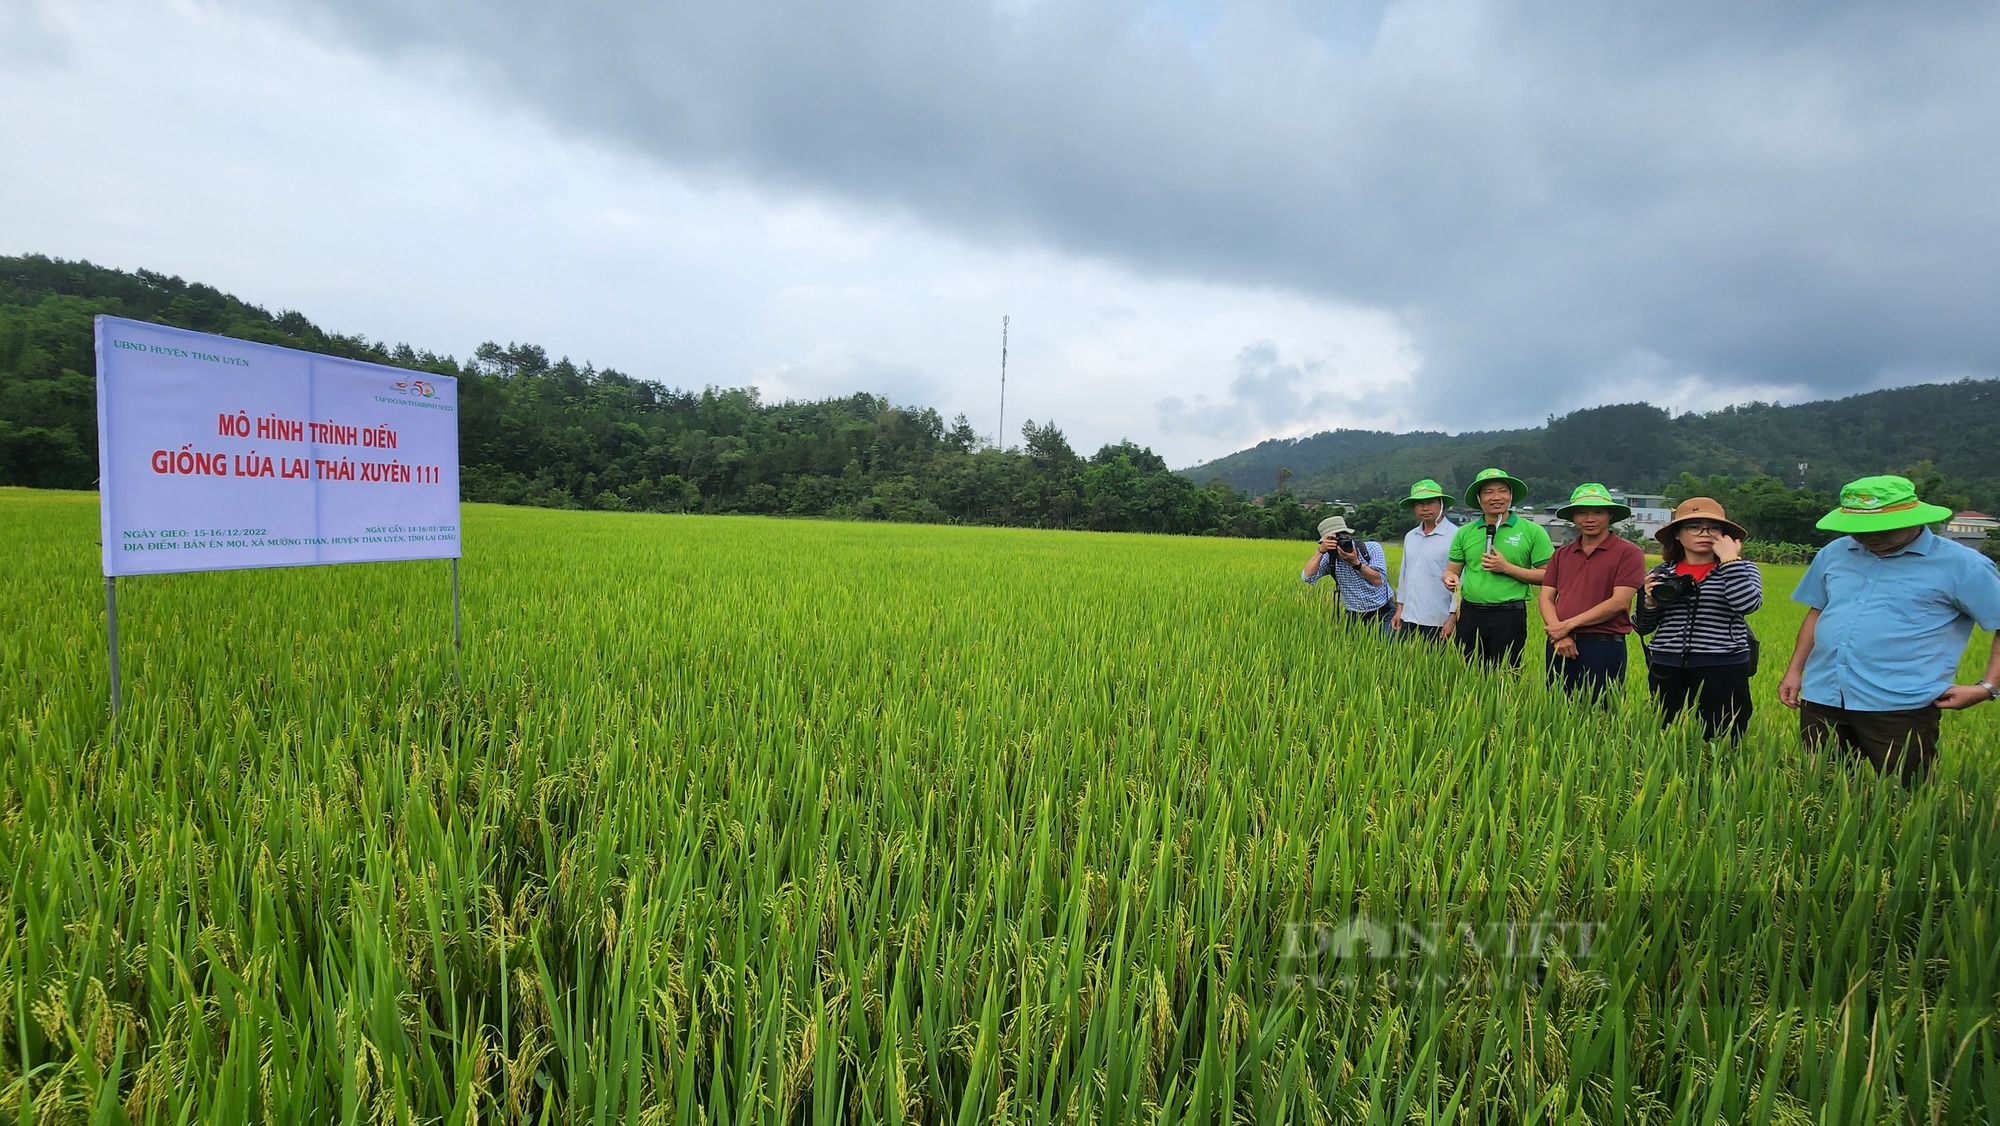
[1186,390,2000,510]
[10,253,1994,540]
[0,254,1326,538]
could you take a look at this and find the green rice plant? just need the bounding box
[2,486,1995,1123]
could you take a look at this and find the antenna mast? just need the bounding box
[998,314,1009,450]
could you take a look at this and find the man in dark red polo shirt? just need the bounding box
[1538,483,1648,702]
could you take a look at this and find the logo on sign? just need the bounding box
[393,378,436,398]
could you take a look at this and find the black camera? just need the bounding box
[1652,572,1699,607]
[1334,532,1356,555]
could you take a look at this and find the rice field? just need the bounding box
[4,486,1997,1124]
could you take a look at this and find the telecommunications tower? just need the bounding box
[998,315,1009,450]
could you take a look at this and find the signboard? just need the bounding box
[94,315,460,576]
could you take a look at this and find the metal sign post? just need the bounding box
[105,567,466,718]
[106,577,121,729]
[451,558,462,691]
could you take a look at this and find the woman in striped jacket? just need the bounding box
[1635,498,1763,740]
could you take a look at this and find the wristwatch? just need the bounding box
[1979,680,1999,701]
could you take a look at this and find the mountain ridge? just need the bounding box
[1180,389,2000,510]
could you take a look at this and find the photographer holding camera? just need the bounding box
[1635,497,1763,740]
[1302,515,1395,636]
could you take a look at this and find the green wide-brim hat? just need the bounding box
[1462,467,1528,508]
[1816,474,1953,533]
[1554,482,1632,523]
[1399,478,1452,508]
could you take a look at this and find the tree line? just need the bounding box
[1194,395,2000,526]
[6,254,1991,547]
[0,255,1324,538]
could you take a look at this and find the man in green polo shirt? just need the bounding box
[1443,467,1554,668]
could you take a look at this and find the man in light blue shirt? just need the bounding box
[1780,475,2000,782]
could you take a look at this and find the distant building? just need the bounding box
[1610,490,1673,539]
[1521,512,1576,547]
[1947,511,1998,538]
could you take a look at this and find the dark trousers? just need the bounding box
[1402,622,1447,643]
[1799,700,1940,784]
[1342,602,1396,638]
[1457,602,1527,668]
[1546,634,1628,703]
[1647,661,1753,741]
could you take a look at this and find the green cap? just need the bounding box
[1462,467,1528,508]
[1815,475,1953,533]
[1399,479,1451,508]
[1555,482,1632,523]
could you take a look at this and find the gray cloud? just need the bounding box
[1157,339,1409,440]
[764,352,943,410]
[1159,341,1326,439]
[0,1,70,67]
[264,0,2000,422]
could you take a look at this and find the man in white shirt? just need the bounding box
[1391,479,1458,642]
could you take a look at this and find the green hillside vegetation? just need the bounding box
[8,252,1996,549]
[0,254,1321,539]
[1186,395,2000,526]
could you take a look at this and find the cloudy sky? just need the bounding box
[5,0,1997,467]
